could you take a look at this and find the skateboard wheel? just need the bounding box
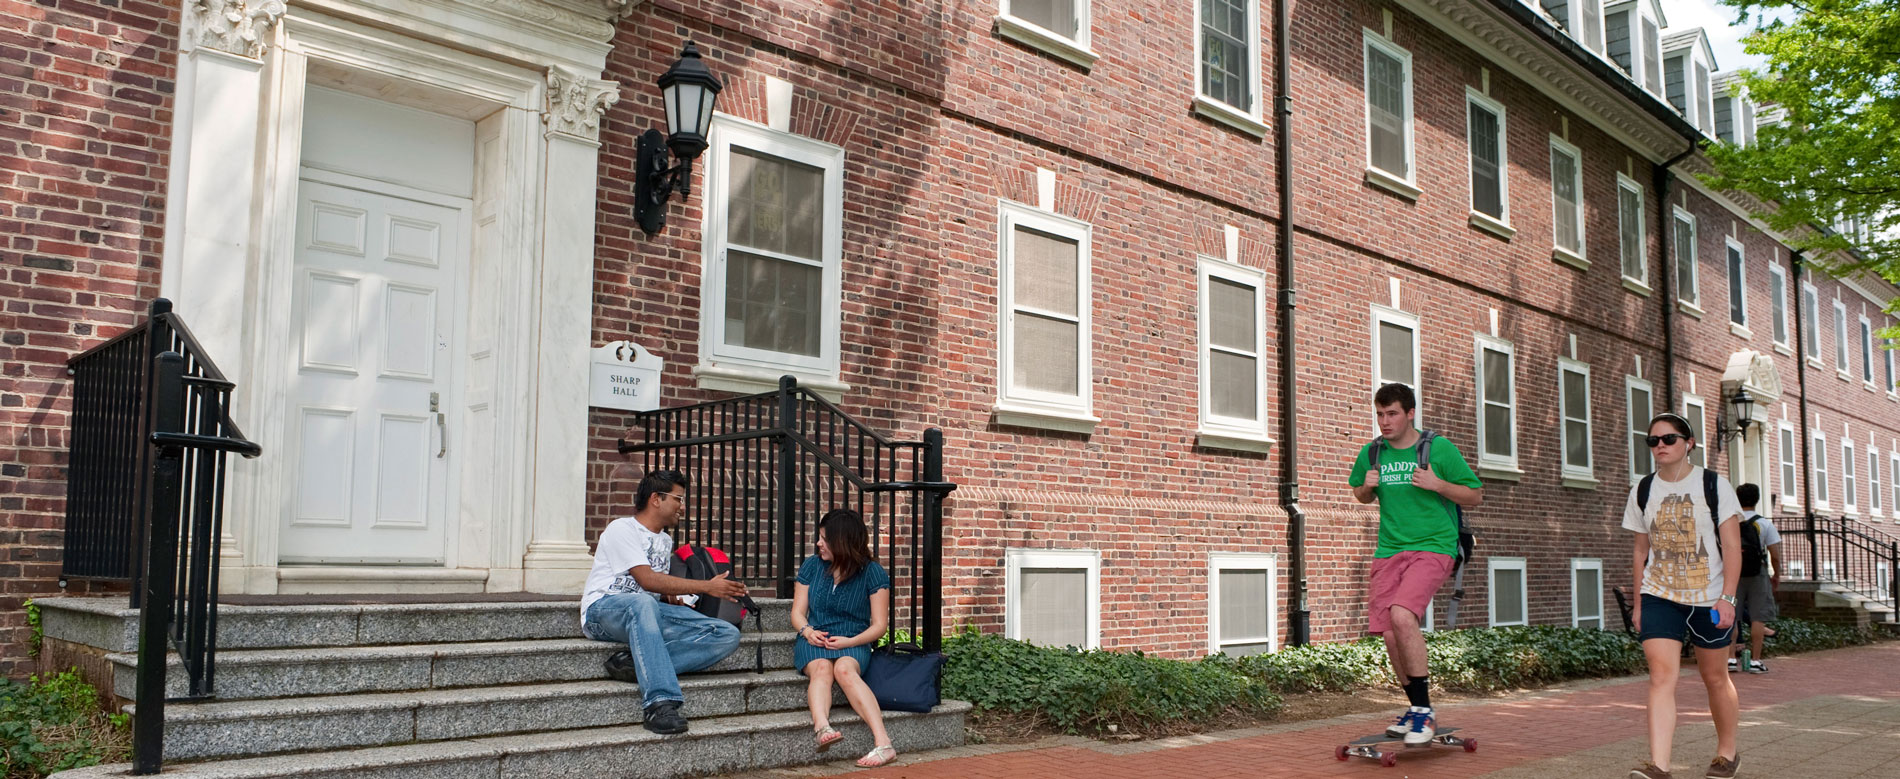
[1381,753,1398,768]
[1464,738,1477,753]
[1336,745,1348,761]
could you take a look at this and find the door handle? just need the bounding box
[431,392,446,458]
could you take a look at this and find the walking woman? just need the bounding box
[790,508,897,768]
[1623,413,1743,779]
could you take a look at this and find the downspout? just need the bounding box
[1654,142,1699,403]
[1791,249,1816,572]
[1273,0,1308,647]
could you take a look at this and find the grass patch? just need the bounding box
[1,669,129,779]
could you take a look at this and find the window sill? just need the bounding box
[1678,300,1705,319]
[1806,356,1825,369]
[993,15,1099,70]
[1622,277,1653,296]
[1552,246,1590,271]
[1196,428,1276,453]
[692,363,849,402]
[1192,96,1268,138]
[1468,211,1515,240]
[1730,323,1754,340]
[1865,382,1881,393]
[992,402,1100,435]
[1561,474,1600,490]
[1364,167,1420,201]
[1774,343,1794,357]
[1837,369,1853,382]
[1477,464,1524,482]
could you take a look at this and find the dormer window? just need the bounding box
[1662,28,1717,136]
[1541,0,1605,52]
[1604,1,1666,95]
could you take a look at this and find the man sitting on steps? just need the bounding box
[581,469,747,734]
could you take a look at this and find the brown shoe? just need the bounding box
[1629,763,1672,779]
[1706,754,1740,778]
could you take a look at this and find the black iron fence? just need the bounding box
[64,299,261,774]
[619,376,954,650]
[1773,514,1899,613]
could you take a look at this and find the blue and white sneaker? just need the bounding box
[1403,707,1437,746]
[1384,709,1416,737]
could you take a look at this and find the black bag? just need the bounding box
[863,642,945,713]
[1738,515,1767,577]
[672,543,764,673]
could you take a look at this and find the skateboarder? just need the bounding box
[1348,383,1483,746]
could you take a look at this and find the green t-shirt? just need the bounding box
[1347,433,1483,558]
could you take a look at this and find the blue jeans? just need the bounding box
[584,593,741,708]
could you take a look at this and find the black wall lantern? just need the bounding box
[635,42,723,237]
[1713,385,1757,452]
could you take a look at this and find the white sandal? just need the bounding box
[856,744,897,767]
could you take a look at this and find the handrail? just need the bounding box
[150,432,264,457]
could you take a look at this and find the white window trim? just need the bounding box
[1549,135,1587,266]
[1558,358,1596,488]
[1004,548,1101,649]
[1725,238,1749,334]
[1488,557,1529,627]
[1197,258,1273,452]
[1787,559,1806,579]
[1858,314,1877,387]
[1372,304,1423,424]
[1778,420,1799,509]
[1843,439,1858,515]
[1571,558,1604,629]
[697,115,846,393]
[1208,552,1278,655]
[1768,262,1791,350]
[1813,429,1831,510]
[1615,173,1646,286]
[1870,445,1883,517]
[1833,299,1851,378]
[1362,30,1418,197]
[1682,394,1708,468]
[1473,334,1520,476]
[1801,281,1822,363]
[1672,206,1701,314]
[994,200,1098,433]
[1887,335,1898,398]
[994,0,1099,70]
[1465,88,1511,236]
[1890,452,1899,519]
[1627,375,1655,480]
[1193,0,1267,137]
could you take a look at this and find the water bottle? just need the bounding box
[1737,647,1751,672]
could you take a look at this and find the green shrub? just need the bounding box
[0,669,129,779]
[1755,618,1876,653]
[942,630,1281,735]
[22,601,39,660]
[1236,625,1649,694]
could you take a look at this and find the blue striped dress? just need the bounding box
[793,554,891,674]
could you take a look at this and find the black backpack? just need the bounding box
[1368,430,1476,572]
[673,544,764,673]
[1737,515,1768,578]
[1635,469,1725,561]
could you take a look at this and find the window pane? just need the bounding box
[1578,0,1603,49]
[1641,20,1661,92]
[1674,217,1696,304]
[727,149,823,261]
[1209,278,1256,351]
[1715,95,1734,142]
[1011,0,1077,38]
[1551,148,1580,252]
[1482,349,1512,458]
[1695,64,1712,133]
[1482,349,1510,404]
[1014,227,1079,317]
[1861,322,1874,381]
[1484,405,1513,457]
[1468,103,1502,218]
[1367,46,1408,177]
[1803,288,1819,356]
[1211,351,1258,420]
[1770,270,1788,344]
[1631,386,1653,473]
[1379,321,1414,385]
[1202,0,1251,108]
[1835,308,1849,369]
[1566,420,1591,467]
[1020,568,1087,648]
[1574,567,1601,621]
[1562,370,1589,420]
[1014,313,1080,395]
[1619,185,1643,279]
[1686,403,1706,467]
[1727,246,1745,325]
[723,250,822,356]
[1781,428,1797,492]
[1218,569,1270,647]
[1495,568,1524,623]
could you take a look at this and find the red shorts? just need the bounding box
[1368,550,1454,634]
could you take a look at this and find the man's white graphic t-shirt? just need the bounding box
[580,517,673,636]
[1621,466,1742,607]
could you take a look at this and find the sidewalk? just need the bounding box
[727,642,1900,779]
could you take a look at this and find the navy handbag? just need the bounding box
[863,642,945,713]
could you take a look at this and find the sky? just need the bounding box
[1659,0,1765,72]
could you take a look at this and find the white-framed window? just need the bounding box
[1373,305,1422,421]
[1843,439,1858,514]
[700,116,845,386]
[1466,89,1508,226]
[1489,557,1528,627]
[1197,259,1270,448]
[1726,239,1748,328]
[1641,16,1662,94]
[1812,430,1831,508]
[1787,559,1806,579]
[1005,548,1100,649]
[1628,375,1654,479]
[1474,335,1517,472]
[1682,394,1707,468]
[1778,420,1799,508]
[1617,174,1645,284]
[995,0,1097,69]
[1559,358,1595,484]
[1878,561,1891,594]
[1886,334,1897,396]
[1859,315,1876,385]
[1833,300,1850,375]
[996,200,1095,430]
[1801,281,1821,359]
[1892,452,1900,517]
[1822,559,1837,580]
[1550,136,1586,262]
[1871,447,1884,517]
[1672,207,1699,311]
[1768,262,1790,348]
[1571,558,1604,629]
[1195,0,1265,135]
[1208,552,1277,656]
[1363,31,1416,188]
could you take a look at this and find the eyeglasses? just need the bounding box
[654,492,688,505]
[1645,434,1689,448]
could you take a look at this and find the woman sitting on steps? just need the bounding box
[790,508,897,768]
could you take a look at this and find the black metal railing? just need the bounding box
[619,376,954,650]
[63,299,261,774]
[1775,514,1900,614]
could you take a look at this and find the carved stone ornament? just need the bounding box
[187,0,288,59]
[545,67,621,141]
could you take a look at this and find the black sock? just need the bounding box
[1402,675,1432,710]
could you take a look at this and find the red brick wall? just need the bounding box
[0,0,177,677]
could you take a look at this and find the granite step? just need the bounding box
[133,672,846,761]
[52,702,970,779]
[106,633,801,701]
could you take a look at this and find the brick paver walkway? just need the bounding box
[730,642,1900,779]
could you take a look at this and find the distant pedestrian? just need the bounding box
[1726,483,1782,674]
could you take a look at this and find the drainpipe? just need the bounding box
[1654,141,1699,403]
[1273,0,1309,647]
[1791,249,1816,573]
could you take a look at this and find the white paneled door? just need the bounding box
[281,174,467,565]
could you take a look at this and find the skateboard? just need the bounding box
[1334,726,1476,767]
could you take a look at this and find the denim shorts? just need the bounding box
[1638,593,1733,649]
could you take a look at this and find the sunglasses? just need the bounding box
[1645,433,1689,448]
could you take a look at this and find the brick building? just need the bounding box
[4,0,1897,677]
